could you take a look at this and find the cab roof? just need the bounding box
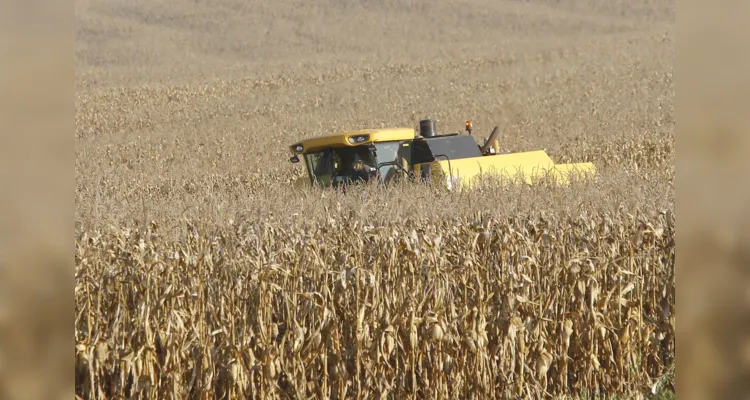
[290,127,416,154]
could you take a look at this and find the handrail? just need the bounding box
[376,161,408,184]
[431,153,458,188]
[432,154,453,177]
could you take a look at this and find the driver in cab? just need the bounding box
[351,150,377,180]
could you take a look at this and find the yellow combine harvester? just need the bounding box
[288,119,596,190]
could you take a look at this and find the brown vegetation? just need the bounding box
[75,0,674,398]
[75,211,674,399]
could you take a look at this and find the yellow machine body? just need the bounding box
[288,120,596,190]
[430,150,596,189]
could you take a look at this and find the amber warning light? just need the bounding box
[465,120,473,134]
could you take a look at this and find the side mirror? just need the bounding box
[289,155,300,163]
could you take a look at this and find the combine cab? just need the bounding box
[288,119,596,190]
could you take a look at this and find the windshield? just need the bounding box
[303,142,402,188]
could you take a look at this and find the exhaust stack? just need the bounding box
[419,119,437,138]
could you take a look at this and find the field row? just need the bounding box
[75,132,674,234]
[75,210,674,399]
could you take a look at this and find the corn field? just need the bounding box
[74,1,674,398]
[74,210,674,399]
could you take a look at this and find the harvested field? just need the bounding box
[75,0,675,398]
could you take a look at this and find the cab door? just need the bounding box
[372,141,405,184]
